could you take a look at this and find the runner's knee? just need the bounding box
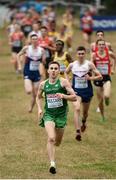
[104,95,110,99]
[55,141,61,146]
[74,105,80,112]
[26,90,32,94]
[83,111,88,119]
[48,136,55,144]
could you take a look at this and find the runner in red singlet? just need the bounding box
[91,39,116,121]
[9,23,24,73]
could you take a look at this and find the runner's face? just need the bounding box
[97,32,104,40]
[33,24,39,31]
[31,36,38,45]
[14,24,20,31]
[56,43,63,51]
[77,50,85,61]
[48,64,60,79]
[41,28,47,36]
[98,41,105,50]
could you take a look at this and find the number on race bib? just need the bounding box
[13,40,21,47]
[29,61,40,71]
[24,26,31,32]
[75,77,88,89]
[60,64,66,72]
[97,64,108,75]
[47,94,63,108]
[45,50,50,58]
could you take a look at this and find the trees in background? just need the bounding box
[104,0,116,15]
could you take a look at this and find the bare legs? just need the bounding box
[81,101,91,132]
[45,121,64,174]
[11,53,18,72]
[72,98,81,141]
[24,79,39,113]
[83,32,92,50]
[11,52,23,73]
[96,81,111,121]
[72,95,92,140]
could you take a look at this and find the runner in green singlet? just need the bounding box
[36,61,77,174]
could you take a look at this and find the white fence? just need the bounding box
[0,6,10,27]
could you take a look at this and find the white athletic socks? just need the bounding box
[50,161,56,167]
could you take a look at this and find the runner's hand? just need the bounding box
[111,70,115,75]
[56,93,64,99]
[38,109,43,120]
[85,74,91,80]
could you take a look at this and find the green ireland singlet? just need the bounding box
[39,78,68,128]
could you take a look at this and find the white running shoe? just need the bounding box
[96,107,100,113]
[49,161,56,174]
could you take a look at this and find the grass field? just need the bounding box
[0,25,116,179]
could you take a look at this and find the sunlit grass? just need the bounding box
[0,25,116,179]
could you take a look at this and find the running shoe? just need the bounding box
[75,129,81,141]
[49,166,56,174]
[105,98,109,106]
[96,107,100,113]
[100,116,106,122]
[81,123,86,132]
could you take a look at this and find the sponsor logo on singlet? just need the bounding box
[47,94,63,108]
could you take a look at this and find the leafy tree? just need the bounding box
[104,0,116,15]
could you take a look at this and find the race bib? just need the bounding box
[60,64,66,72]
[75,77,88,89]
[24,26,31,32]
[47,94,63,108]
[83,24,90,29]
[13,40,21,47]
[29,61,39,71]
[97,64,108,75]
[45,49,50,58]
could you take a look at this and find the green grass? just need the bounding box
[0,26,116,179]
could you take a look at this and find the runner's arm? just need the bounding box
[90,52,96,63]
[41,48,47,65]
[66,53,73,63]
[90,42,95,52]
[107,42,113,52]
[8,33,13,46]
[46,40,56,51]
[39,63,46,81]
[109,51,116,73]
[36,81,45,113]
[17,46,28,57]
[64,63,72,82]
[58,78,77,101]
[87,62,102,81]
[17,46,28,70]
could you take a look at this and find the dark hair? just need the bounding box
[41,26,48,31]
[30,34,38,38]
[10,16,15,22]
[48,61,60,68]
[77,46,86,52]
[49,4,55,9]
[96,30,104,35]
[56,40,64,47]
[32,21,40,25]
[14,23,20,26]
[96,39,105,45]
[37,20,42,24]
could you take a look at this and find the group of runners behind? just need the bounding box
[6,5,116,174]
